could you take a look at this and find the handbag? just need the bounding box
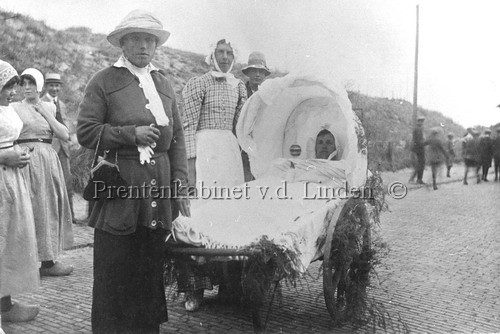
[83,128,128,201]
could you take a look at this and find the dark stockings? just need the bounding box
[1,295,13,312]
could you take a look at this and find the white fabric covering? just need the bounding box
[172,73,368,273]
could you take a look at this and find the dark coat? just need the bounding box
[478,136,493,167]
[245,81,255,99]
[493,136,500,160]
[462,137,480,162]
[426,137,448,165]
[412,126,426,155]
[77,66,188,235]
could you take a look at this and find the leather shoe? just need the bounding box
[39,261,73,277]
[1,302,39,322]
[184,290,204,312]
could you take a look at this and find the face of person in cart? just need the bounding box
[315,130,337,159]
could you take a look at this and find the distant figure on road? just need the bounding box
[462,129,481,185]
[241,51,271,181]
[425,128,449,190]
[41,73,75,221]
[493,128,500,182]
[409,115,426,184]
[445,133,455,177]
[478,129,493,181]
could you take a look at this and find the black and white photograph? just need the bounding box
[0,0,499,333]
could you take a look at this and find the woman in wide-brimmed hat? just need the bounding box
[0,59,40,325]
[77,9,189,333]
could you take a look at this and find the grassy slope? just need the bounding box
[1,9,472,188]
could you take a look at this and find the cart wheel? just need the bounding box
[323,198,371,325]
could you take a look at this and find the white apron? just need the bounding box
[194,129,244,203]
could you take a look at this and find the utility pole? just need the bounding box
[413,5,419,128]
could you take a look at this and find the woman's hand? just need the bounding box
[33,103,70,141]
[175,197,191,217]
[33,103,51,119]
[0,151,30,168]
[135,126,160,146]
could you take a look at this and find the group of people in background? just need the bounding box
[410,116,500,189]
[462,127,500,184]
[0,63,74,328]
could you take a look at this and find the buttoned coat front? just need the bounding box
[77,66,188,235]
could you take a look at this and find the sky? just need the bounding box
[1,0,500,128]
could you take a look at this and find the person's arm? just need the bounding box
[181,77,204,186]
[233,80,248,133]
[35,103,69,141]
[168,92,190,217]
[77,71,147,150]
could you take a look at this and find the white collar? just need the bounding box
[45,94,56,103]
[113,56,159,73]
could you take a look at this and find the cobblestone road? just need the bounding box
[3,166,499,333]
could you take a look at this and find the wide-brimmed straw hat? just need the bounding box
[107,10,170,48]
[242,52,270,76]
[45,73,62,84]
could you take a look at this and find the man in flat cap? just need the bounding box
[77,9,189,333]
[42,73,75,220]
[240,52,271,181]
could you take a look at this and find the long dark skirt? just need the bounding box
[92,227,168,334]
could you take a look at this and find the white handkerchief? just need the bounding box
[138,145,154,164]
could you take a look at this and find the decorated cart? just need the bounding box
[166,72,380,332]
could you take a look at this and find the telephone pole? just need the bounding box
[413,5,419,128]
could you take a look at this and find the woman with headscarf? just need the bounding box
[0,59,39,324]
[12,68,74,277]
[179,39,247,311]
[182,39,247,193]
[77,10,189,333]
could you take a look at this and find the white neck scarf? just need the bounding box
[114,56,169,126]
